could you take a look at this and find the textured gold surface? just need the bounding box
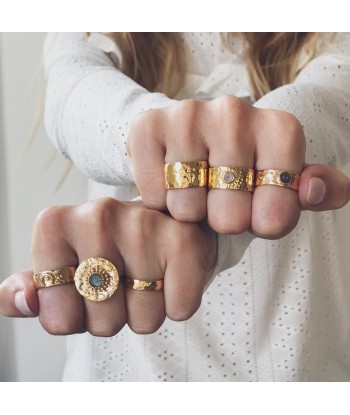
[208,167,255,191]
[124,277,164,291]
[33,267,76,289]
[255,170,300,190]
[164,161,208,189]
[74,258,119,301]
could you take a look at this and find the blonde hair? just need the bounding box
[107,32,321,100]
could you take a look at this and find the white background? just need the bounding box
[0,32,349,382]
[0,33,87,381]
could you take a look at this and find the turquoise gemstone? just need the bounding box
[89,273,104,288]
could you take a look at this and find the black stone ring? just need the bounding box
[255,169,301,190]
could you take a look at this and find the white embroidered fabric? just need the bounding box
[44,32,350,381]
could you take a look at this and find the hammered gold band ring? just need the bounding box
[33,267,76,289]
[208,166,255,191]
[255,170,301,190]
[124,277,164,291]
[164,161,208,189]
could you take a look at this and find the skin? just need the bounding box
[0,97,349,336]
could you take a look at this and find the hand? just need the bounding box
[0,199,217,336]
[128,95,350,237]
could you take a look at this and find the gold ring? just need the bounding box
[124,277,164,291]
[33,267,76,290]
[255,170,300,190]
[164,161,208,189]
[208,166,255,191]
[74,258,119,301]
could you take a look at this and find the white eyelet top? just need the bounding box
[44,32,350,381]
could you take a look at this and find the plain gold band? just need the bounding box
[208,166,255,191]
[124,277,164,291]
[33,267,76,290]
[255,170,300,190]
[164,161,208,189]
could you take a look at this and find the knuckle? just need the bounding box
[88,321,125,337]
[252,206,300,239]
[170,206,206,223]
[129,109,164,152]
[40,316,83,336]
[167,191,207,223]
[125,205,159,250]
[209,212,251,235]
[213,95,248,119]
[32,206,70,255]
[264,110,305,152]
[167,300,201,322]
[128,317,165,335]
[177,98,202,115]
[171,99,203,146]
[34,206,67,233]
[76,197,118,234]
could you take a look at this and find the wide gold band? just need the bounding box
[208,166,255,191]
[33,267,76,290]
[255,170,300,190]
[124,277,164,291]
[74,257,119,302]
[164,161,208,189]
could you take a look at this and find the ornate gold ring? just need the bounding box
[74,257,119,301]
[33,267,76,290]
[255,169,300,190]
[164,161,208,189]
[124,277,164,291]
[208,166,255,191]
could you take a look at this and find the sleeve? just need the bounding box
[254,33,350,168]
[43,32,176,186]
[210,33,350,281]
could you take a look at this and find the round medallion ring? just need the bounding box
[74,257,119,301]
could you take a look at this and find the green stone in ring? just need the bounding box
[89,273,104,288]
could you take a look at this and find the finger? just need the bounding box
[165,100,209,222]
[128,110,167,210]
[121,208,166,334]
[72,200,127,337]
[164,222,209,321]
[252,110,305,238]
[0,271,38,317]
[207,96,254,234]
[32,206,85,335]
[299,164,350,211]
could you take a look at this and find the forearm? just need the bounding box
[254,33,350,168]
[44,32,175,186]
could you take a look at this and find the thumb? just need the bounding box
[299,164,350,211]
[0,271,39,317]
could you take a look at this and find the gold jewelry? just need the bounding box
[33,267,76,290]
[124,277,164,291]
[164,161,208,189]
[255,170,300,190]
[74,258,119,301]
[208,166,255,191]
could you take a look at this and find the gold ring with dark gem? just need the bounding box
[255,169,300,190]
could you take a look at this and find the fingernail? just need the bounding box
[307,177,327,204]
[15,291,35,316]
